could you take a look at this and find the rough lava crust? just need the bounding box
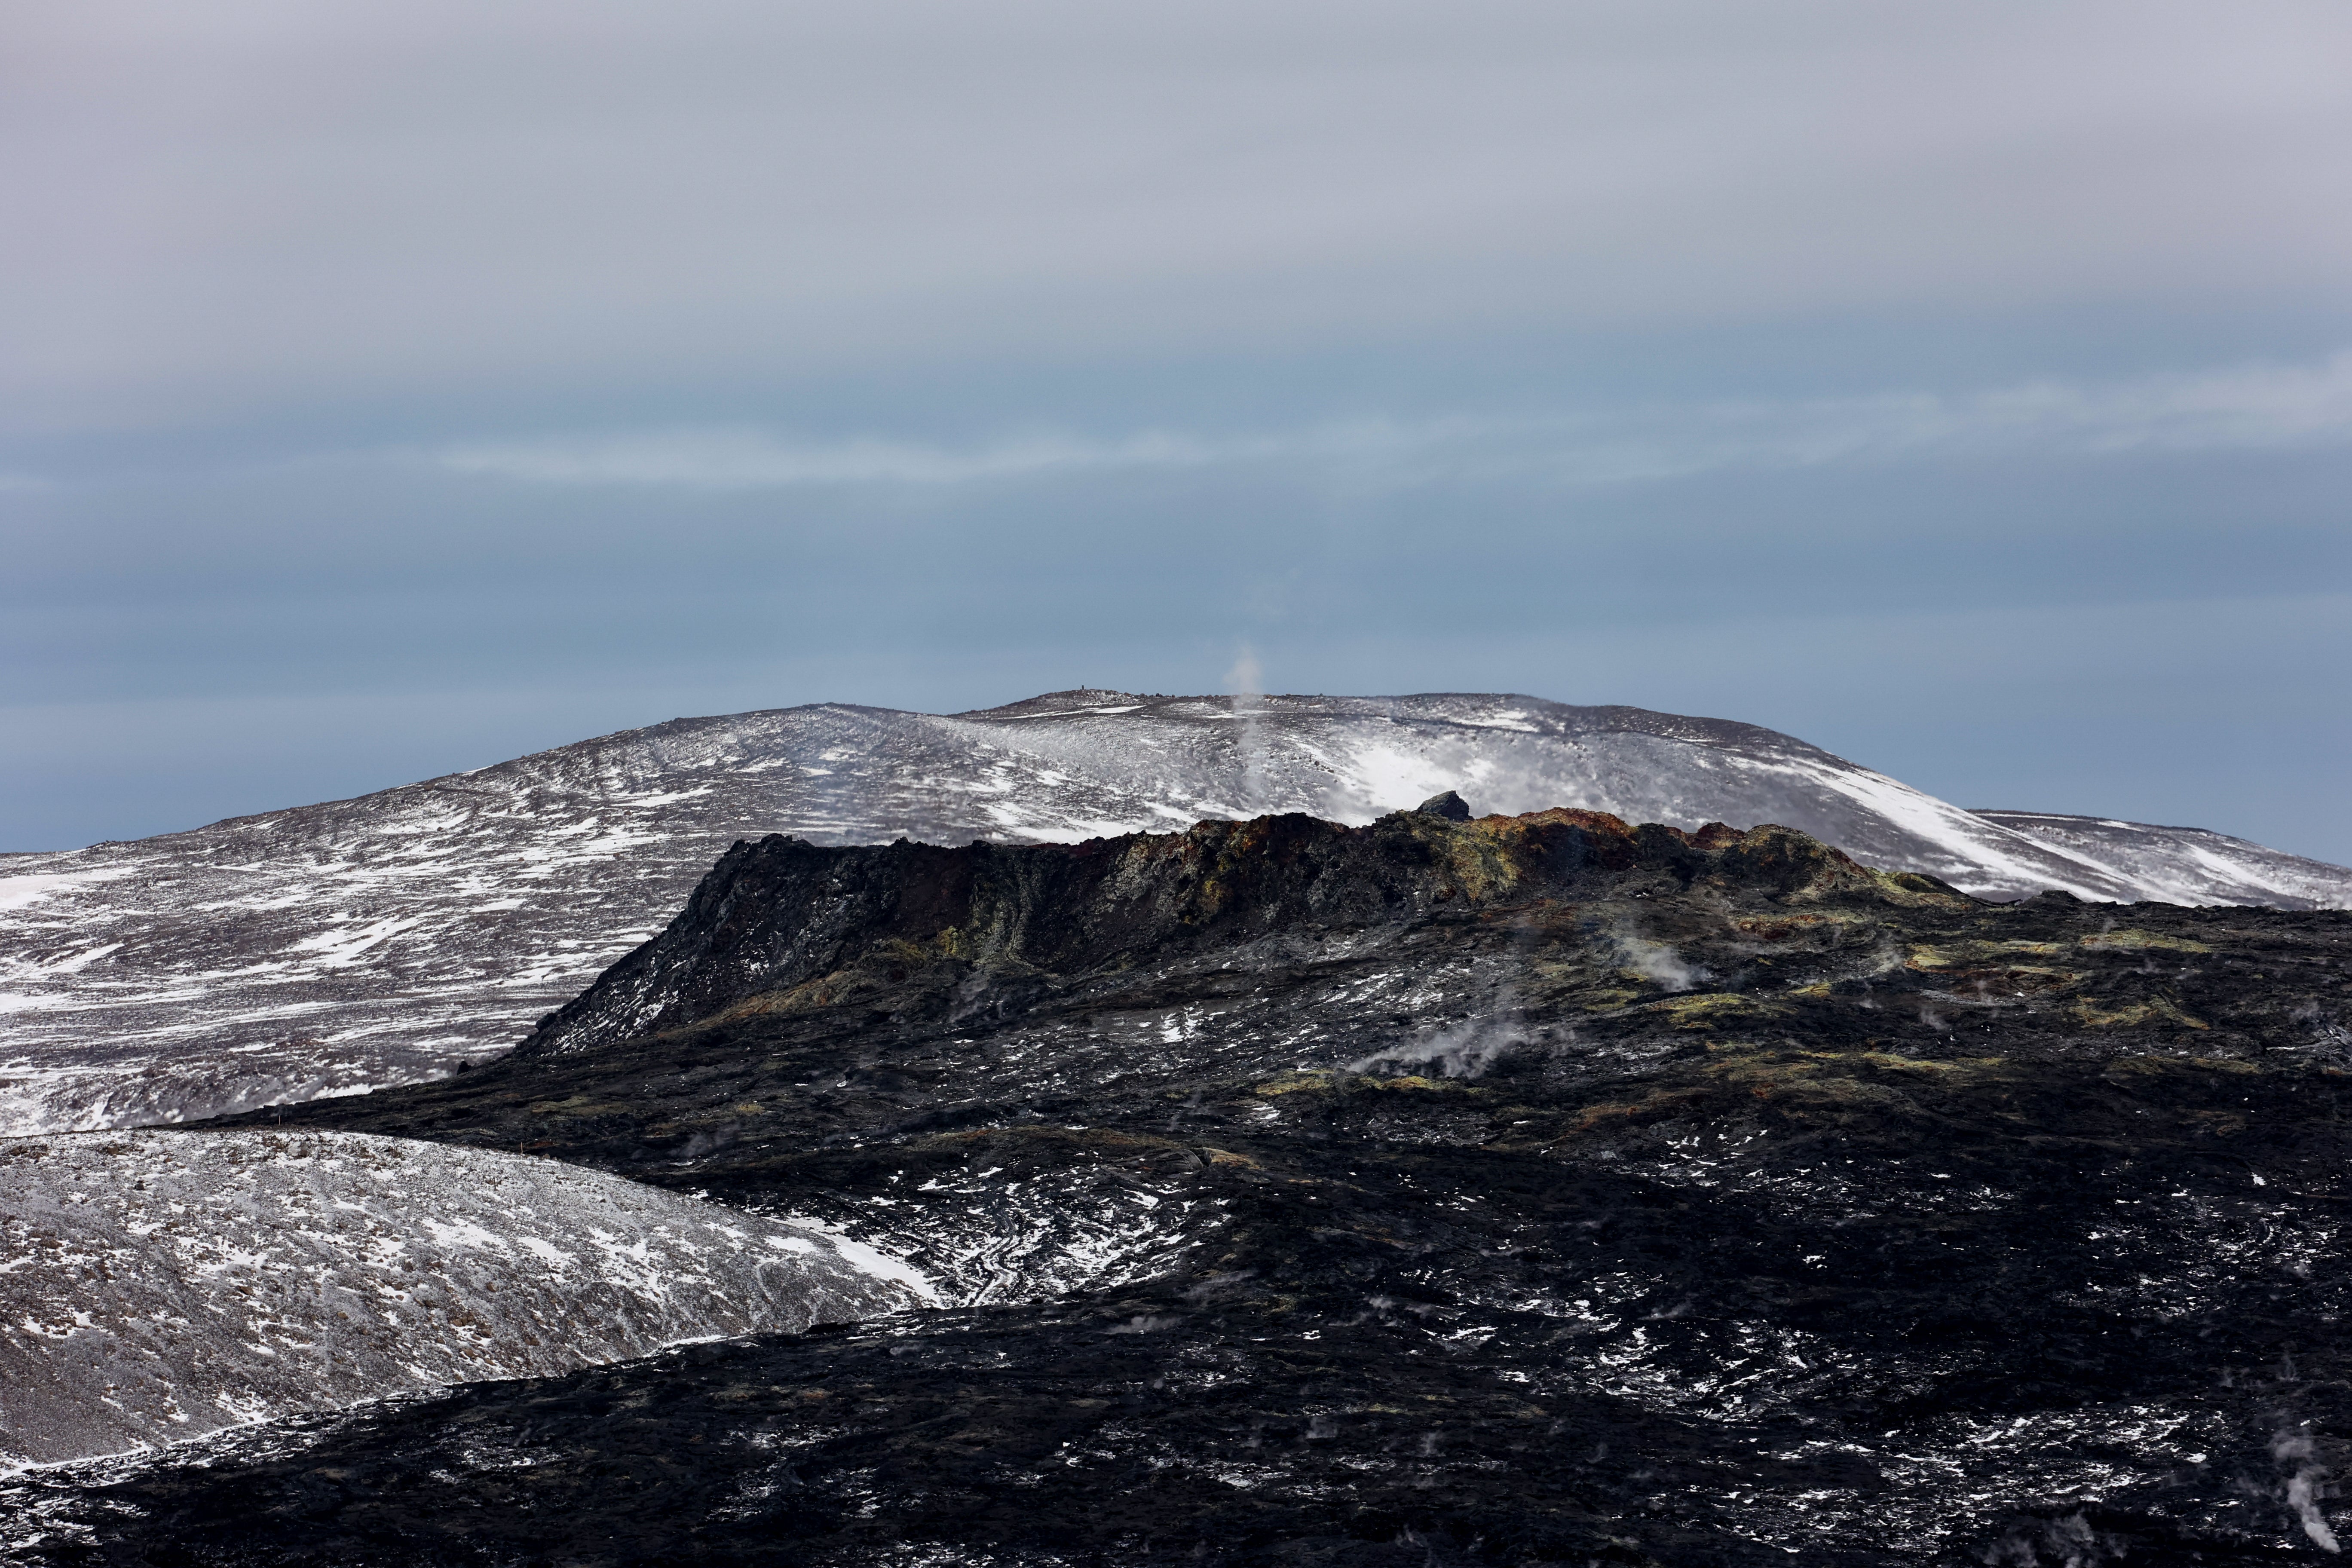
[14,804,2349,1564]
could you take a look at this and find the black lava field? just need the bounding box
[18,802,2352,1566]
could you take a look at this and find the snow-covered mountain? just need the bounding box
[1971,809,2352,909]
[0,1129,923,1467]
[3,689,2344,1137]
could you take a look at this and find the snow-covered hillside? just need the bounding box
[2,689,2345,1136]
[1971,810,2352,910]
[0,1130,923,1467]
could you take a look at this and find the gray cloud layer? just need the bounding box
[2,1,2348,865]
[432,349,2352,490]
[7,0,2349,431]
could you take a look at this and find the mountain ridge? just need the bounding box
[514,804,1963,1066]
[2,689,2343,1137]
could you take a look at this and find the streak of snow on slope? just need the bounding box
[0,1130,921,1467]
[1971,811,2352,910]
[777,1172,1213,1311]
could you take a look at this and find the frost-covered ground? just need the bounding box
[0,1130,922,1467]
[1973,809,2352,910]
[3,689,2344,1136]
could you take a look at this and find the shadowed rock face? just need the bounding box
[518,807,1954,1061]
[16,809,2352,1564]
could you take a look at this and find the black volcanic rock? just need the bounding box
[512,806,1926,1063]
[20,808,2352,1565]
[1417,790,1473,820]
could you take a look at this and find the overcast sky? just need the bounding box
[5,0,2349,861]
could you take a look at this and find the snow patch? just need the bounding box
[0,1130,922,1468]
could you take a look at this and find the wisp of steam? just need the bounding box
[1351,915,1546,1081]
[1611,926,1709,992]
[1226,647,1269,815]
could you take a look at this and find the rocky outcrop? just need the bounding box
[1415,789,1472,820]
[518,807,1960,1059]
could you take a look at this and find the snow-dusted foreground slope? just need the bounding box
[0,1130,923,1467]
[2,690,2345,1136]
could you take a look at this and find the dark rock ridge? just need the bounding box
[21,806,2352,1564]
[6,689,2344,1138]
[518,805,1960,1064]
